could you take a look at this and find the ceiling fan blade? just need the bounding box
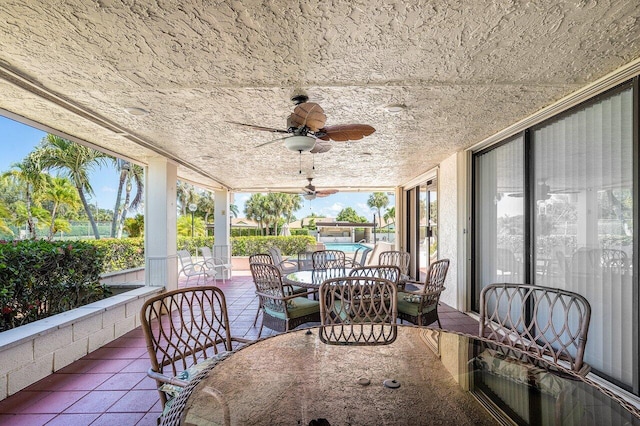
[290,102,327,132]
[227,121,289,134]
[316,189,338,197]
[317,124,375,142]
[255,136,290,148]
[309,140,332,153]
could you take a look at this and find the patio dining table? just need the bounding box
[283,267,352,289]
[160,326,640,426]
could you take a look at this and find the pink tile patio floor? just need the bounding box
[0,272,480,426]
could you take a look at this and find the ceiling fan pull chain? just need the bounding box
[299,150,303,174]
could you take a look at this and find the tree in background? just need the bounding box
[244,193,268,235]
[3,153,49,239]
[336,207,367,223]
[177,181,199,216]
[198,191,215,224]
[367,192,389,227]
[177,214,205,237]
[41,177,80,240]
[124,214,144,237]
[116,164,144,238]
[37,135,108,239]
[229,203,239,218]
[383,206,396,227]
[0,202,12,235]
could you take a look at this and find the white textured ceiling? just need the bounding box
[1,1,640,193]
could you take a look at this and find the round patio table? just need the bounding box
[160,326,640,426]
[283,268,352,289]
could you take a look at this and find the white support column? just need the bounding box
[145,157,178,290]
[214,189,231,279]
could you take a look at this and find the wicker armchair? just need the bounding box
[249,262,320,337]
[479,283,591,375]
[177,249,216,287]
[397,258,450,327]
[319,276,397,345]
[140,286,250,409]
[248,254,306,327]
[378,250,410,284]
[349,265,401,285]
[312,249,346,269]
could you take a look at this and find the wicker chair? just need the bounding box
[140,286,250,409]
[479,283,591,375]
[312,249,346,269]
[199,246,232,284]
[349,265,401,285]
[319,276,397,345]
[248,254,306,327]
[249,253,273,265]
[249,262,320,337]
[397,258,450,327]
[268,247,299,274]
[177,249,216,287]
[378,250,410,284]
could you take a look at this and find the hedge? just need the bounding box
[0,240,109,331]
[0,235,317,331]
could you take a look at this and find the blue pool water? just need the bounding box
[323,243,369,253]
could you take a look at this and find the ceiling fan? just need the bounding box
[229,95,375,153]
[300,177,338,200]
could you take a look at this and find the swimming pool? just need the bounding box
[323,243,370,253]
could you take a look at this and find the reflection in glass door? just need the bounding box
[418,179,437,279]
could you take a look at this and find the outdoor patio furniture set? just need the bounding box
[142,247,640,425]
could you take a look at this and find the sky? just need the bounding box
[0,115,392,219]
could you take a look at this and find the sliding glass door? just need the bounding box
[472,82,637,392]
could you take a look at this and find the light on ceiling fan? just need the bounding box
[284,135,316,152]
[303,193,316,200]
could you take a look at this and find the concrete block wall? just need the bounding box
[0,286,162,400]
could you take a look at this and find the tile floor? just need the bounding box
[0,272,480,426]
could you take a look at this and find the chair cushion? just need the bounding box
[158,351,231,399]
[397,291,437,316]
[265,296,319,320]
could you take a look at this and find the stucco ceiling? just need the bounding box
[1,1,640,193]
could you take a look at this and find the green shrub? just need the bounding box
[90,238,145,273]
[177,236,215,255]
[230,235,316,256]
[0,240,109,331]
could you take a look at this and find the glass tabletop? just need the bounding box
[164,326,640,425]
[283,268,352,289]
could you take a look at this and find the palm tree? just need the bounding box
[177,181,199,215]
[383,206,396,227]
[367,192,389,227]
[110,159,128,237]
[116,164,144,238]
[198,191,215,224]
[229,203,239,218]
[41,177,80,240]
[244,193,268,235]
[36,135,108,239]
[3,153,48,239]
[267,193,289,236]
[282,194,302,223]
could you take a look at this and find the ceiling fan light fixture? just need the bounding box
[303,193,316,200]
[284,135,316,152]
